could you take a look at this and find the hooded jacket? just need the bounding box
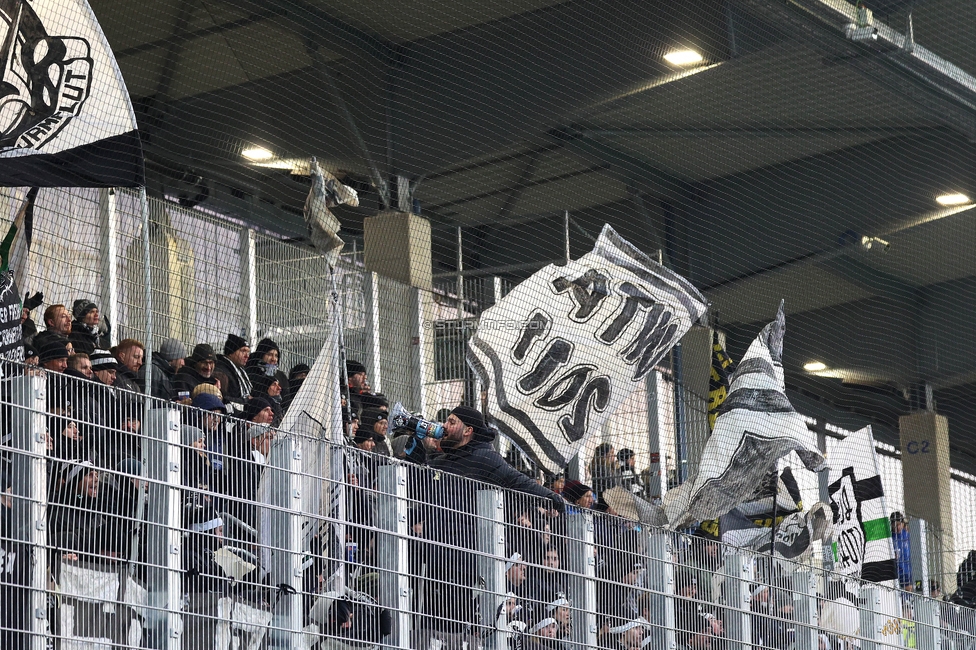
[244,338,289,397]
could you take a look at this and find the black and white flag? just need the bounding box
[664,301,826,527]
[720,469,830,560]
[0,0,142,187]
[827,426,898,584]
[467,224,708,473]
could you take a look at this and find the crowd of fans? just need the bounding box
[1,297,976,650]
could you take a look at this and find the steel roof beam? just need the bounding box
[734,0,976,141]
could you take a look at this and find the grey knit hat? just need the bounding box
[158,338,187,362]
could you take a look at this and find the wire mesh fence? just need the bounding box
[1,365,974,650]
[2,186,976,649]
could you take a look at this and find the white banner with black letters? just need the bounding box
[0,0,143,186]
[467,224,708,473]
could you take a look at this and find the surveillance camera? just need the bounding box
[861,236,890,254]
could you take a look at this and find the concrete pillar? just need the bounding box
[859,586,880,650]
[643,533,676,649]
[415,288,438,417]
[644,372,665,500]
[143,408,183,650]
[792,570,819,650]
[266,433,304,648]
[721,552,753,650]
[10,375,49,650]
[240,228,257,346]
[363,271,382,393]
[99,188,120,347]
[899,411,956,594]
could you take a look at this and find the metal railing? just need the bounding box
[1,365,973,650]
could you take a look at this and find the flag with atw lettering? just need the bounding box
[664,301,826,527]
[827,425,898,583]
[467,224,708,473]
[0,0,143,187]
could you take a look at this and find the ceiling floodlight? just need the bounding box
[242,146,274,161]
[664,49,703,66]
[936,193,970,206]
[803,361,827,372]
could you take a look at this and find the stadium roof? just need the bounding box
[95,0,976,470]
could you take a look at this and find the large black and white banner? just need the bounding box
[467,224,708,472]
[0,0,142,187]
[665,302,826,527]
[719,469,831,560]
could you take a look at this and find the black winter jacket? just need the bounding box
[430,441,558,501]
[138,355,177,401]
[172,365,217,397]
[214,355,252,408]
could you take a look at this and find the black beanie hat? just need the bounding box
[289,363,311,380]
[254,338,279,357]
[224,333,248,356]
[242,396,273,422]
[562,480,592,504]
[187,343,217,364]
[71,298,97,321]
[346,360,367,376]
[617,448,635,463]
[450,405,487,439]
[38,337,69,363]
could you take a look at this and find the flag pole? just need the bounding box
[124,187,153,588]
[767,468,780,589]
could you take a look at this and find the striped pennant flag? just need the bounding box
[827,425,898,584]
[664,301,825,527]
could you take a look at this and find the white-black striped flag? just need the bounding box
[665,301,826,527]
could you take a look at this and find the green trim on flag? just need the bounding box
[863,517,891,541]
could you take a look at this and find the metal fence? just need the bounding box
[3,186,976,647]
[1,366,973,650]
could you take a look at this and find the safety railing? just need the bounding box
[1,363,972,650]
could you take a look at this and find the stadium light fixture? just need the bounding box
[664,49,703,66]
[242,146,274,161]
[936,192,970,206]
[803,361,827,372]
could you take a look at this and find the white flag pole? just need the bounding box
[328,263,348,593]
